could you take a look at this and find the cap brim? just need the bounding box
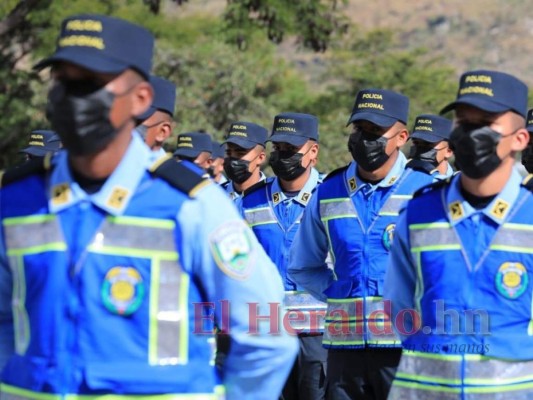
[34,48,127,76]
[136,106,156,122]
[267,134,308,146]
[346,112,398,128]
[440,97,511,115]
[19,147,48,157]
[173,148,201,158]
[411,131,447,143]
[223,137,260,149]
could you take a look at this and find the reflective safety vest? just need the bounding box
[390,183,533,398]
[243,180,326,333]
[317,168,433,349]
[0,173,221,398]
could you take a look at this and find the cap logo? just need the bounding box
[275,118,297,133]
[232,124,247,130]
[464,75,492,84]
[59,35,104,50]
[66,19,103,32]
[180,136,192,142]
[459,86,493,97]
[361,93,383,100]
[178,143,193,148]
[229,130,248,138]
[28,141,44,147]
[357,102,384,110]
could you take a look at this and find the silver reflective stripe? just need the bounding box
[3,215,65,253]
[323,321,364,346]
[150,260,189,366]
[491,223,533,251]
[388,383,460,400]
[244,207,277,227]
[89,216,176,256]
[379,195,412,216]
[409,223,460,251]
[284,291,326,331]
[464,355,533,385]
[319,198,357,221]
[395,352,462,385]
[8,255,29,355]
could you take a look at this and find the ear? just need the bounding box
[444,145,454,160]
[155,122,172,144]
[131,81,154,118]
[512,128,530,152]
[396,129,409,148]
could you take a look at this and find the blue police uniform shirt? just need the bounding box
[0,132,298,398]
[432,162,454,181]
[384,168,523,341]
[288,153,408,302]
[224,171,267,206]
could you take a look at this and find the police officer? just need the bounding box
[240,113,328,400]
[136,75,176,156]
[407,114,454,180]
[222,121,268,204]
[522,108,533,174]
[19,130,61,161]
[173,131,213,171]
[385,70,533,399]
[288,89,435,400]
[210,139,228,184]
[0,14,298,399]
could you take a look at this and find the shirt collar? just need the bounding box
[271,168,320,206]
[345,151,407,195]
[49,132,153,215]
[432,162,454,180]
[225,171,266,200]
[446,168,523,226]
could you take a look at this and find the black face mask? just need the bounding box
[224,157,254,184]
[409,143,439,167]
[206,166,216,179]
[269,150,309,181]
[136,124,148,141]
[450,124,510,179]
[522,143,533,174]
[46,80,130,156]
[348,130,394,171]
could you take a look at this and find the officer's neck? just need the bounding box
[435,159,449,175]
[279,167,311,193]
[460,157,514,197]
[358,149,399,183]
[69,128,132,181]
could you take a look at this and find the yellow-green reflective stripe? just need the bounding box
[502,222,533,231]
[3,214,56,225]
[412,244,461,252]
[327,296,381,303]
[87,245,178,261]
[394,371,461,386]
[414,251,423,318]
[409,222,452,230]
[0,384,222,399]
[107,215,175,229]
[392,380,461,394]
[463,381,533,393]
[402,351,463,361]
[490,245,533,254]
[323,339,364,345]
[179,274,189,362]
[10,255,30,355]
[464,374,533,386]
[7,243,67,256]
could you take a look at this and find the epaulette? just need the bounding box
[242,179,269,197]
[0,153,53,189]
[149,154,211,197]
[323,165,349,182]
[521,173,533,191]
[221,180,230,190]
[412,177,451,199]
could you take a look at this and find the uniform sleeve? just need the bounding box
[383,208,417,342]
[288,193,333,303]
[0,197,14,372]
[178,183,298,400]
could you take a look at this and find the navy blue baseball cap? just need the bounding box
[137,76,176,121]
[34,14,154,79]
[268,112,319,146]
[173,132,212,159]
[20,130,61,157]
[347,89,409,128]
[527,109,533,133]
[440,70,528,117]
[411,114,453,142]
[223,121,268,149]
[212,140,226,159]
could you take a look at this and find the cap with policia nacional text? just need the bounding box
[20,130,61,157]
[223,122,268,149]
[173,132,213,159]
[440,70,528,117]
[347,89,409,128]
[268,112,319,146]
[410,114,453,143]
[34,14,154,79]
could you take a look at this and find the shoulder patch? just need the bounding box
[413,178,451,199]
[324,165,349,182]
[522,174,533,190]
[149,155,211,197]
[0,154,52,189]
[242,179,268,197]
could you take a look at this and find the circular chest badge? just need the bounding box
[382,223,396,251]
[102,266,145,315]
[495,262,528,299]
